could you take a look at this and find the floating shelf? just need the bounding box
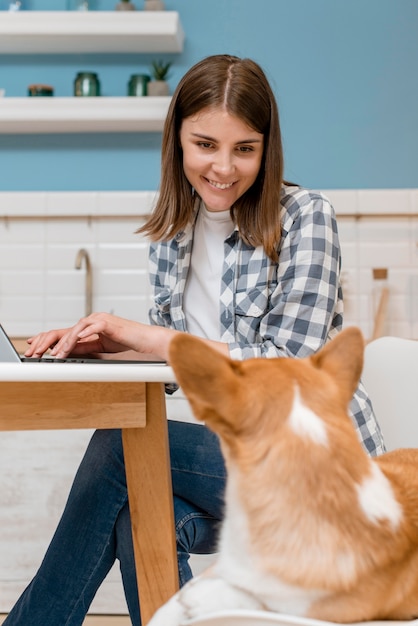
[0,97,171,133]
[0,11,184,54]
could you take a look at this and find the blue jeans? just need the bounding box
[4,421,226,626]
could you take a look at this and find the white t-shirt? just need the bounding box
[183,203,234,341]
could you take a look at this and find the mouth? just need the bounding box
[206,178,236,190]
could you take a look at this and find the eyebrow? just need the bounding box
[190,132,263,144]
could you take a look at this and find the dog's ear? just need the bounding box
[168,334,244,436]
[310,327,365,405]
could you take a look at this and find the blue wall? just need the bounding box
[0,0,417,191]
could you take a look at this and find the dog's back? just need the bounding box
[149,327,418,624]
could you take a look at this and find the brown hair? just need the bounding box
[138,54,285,261]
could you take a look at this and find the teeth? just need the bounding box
[208,179,234,190]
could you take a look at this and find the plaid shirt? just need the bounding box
[148,185,385,456]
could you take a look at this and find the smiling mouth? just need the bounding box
[206,178,236,190]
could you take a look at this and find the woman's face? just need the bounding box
[179,107,264,213]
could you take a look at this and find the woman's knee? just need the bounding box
[175,497,220,556]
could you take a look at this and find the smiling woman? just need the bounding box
[179,108,264,213]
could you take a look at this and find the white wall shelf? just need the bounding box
[0,97,170,133]
[0,11,184,54]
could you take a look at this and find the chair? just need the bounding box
[185,609,418,625]
[362,335,418,451]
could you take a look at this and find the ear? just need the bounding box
[168,334,244,436]
[310,327,365,406]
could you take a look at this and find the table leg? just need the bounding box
[122,382,179,625]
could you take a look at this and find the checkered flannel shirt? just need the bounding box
[148,185,385,456]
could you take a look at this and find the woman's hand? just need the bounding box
[25,327,70,358]
[25,313,175,361]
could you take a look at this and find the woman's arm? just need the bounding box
[24,313,230,362]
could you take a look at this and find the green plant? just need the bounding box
[151,60,172,81]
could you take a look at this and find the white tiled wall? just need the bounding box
[324,188,418,340]
[0,191,156,336]
[1,189,418,339]
[1,188,418,616]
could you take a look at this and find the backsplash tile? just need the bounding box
[0,192,153,336]
[1,190,417,340]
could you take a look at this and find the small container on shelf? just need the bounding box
[115,0,136,10]
[66,0,93,10]
[127,74,150,96]
[144,0,165,9]
[3,1,25,10]
[74,72,100,97]
[28,84,54,97]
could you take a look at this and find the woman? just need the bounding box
[4,54,385,626]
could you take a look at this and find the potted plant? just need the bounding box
[147,60,172,96]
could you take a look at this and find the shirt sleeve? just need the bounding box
[147,240,175,329]
[228,190,343,360]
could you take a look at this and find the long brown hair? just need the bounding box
[138,54,285,262]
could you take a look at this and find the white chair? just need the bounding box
[362,335,418,451]
[185,609,418,625]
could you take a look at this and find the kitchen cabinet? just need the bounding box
[0,11,183,134]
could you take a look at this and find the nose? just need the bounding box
[212,149,235,177]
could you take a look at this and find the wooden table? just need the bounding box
[0,361,179,625]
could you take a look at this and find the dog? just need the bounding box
[148,327,418,624]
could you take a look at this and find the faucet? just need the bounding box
[75,248,93,317]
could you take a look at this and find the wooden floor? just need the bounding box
[0,616,131,625]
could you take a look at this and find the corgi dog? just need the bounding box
[148,327,418,625]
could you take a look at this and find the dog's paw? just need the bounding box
[147,593,186,626]
[176,574,263,620]
[148,574,264,625]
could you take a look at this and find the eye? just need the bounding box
[197,141,214,149]
[237,145,254,153]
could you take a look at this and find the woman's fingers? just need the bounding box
[49,317,103,358]
[24,330,67,357]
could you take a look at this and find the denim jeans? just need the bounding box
[4,421,226,626]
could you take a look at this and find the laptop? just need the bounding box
[0,324,165,365]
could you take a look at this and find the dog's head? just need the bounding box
[168,327,365,466]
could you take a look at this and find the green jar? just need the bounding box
[74,72,100,97]
[127,74,150,96]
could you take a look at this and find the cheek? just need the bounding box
[242,158,263,185]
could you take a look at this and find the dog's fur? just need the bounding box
[148,327,418,624]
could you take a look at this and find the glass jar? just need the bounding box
[28,84,54,97]
[115,0,136,10]
[127,74,150,96]
[74,72,100,97]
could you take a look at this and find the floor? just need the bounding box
[0,616,131,625]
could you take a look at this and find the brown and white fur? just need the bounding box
[148,327,418,625]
